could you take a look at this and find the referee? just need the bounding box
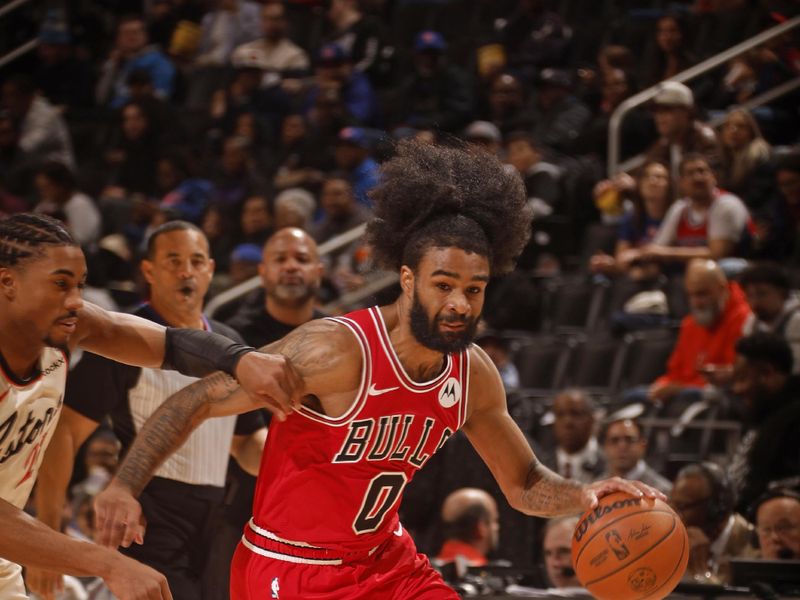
[34,221,266,600]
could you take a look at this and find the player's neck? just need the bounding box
[150,300,205,330]
[0,323,43,380]
[265,296,315,326]
[381,303,446,383]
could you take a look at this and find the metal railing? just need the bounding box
[206,223,375,317]
[608,14,800,176]
[0,0,39,69]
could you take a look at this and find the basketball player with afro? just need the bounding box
[94,141,664,599]
[0,214,299,599]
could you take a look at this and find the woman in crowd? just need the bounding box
[717,108,772,207]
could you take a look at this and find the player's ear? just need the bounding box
[0,267,17,300]
[140,259,155,285]
[400,265,414,297]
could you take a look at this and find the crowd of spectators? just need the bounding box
[2,0,800,596]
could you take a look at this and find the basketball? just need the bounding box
[571,492,689,600]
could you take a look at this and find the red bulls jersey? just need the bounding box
[249,306,470,555]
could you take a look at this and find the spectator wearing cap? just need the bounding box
[644,81,720,183]
[1,74,75,171]
[740,263,800,373]
[500,0,571,82]
[34,11,94,110]
[463,121,502,156]
[504,131,562,218]
[195,0,261,67]
[231,2,310,82]
[387,30,473,133]
[530,68,591,154]
[96,15,175,108]
[729,333,800,513]
[228,243,263,286]
[333,126,379,207]
[324,0,385,84]
[304,43,378,125]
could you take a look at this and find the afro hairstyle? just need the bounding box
[366,140,531,275]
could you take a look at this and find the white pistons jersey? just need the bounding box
[0,347,68,508]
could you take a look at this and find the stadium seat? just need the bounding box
[513,335,572,391]
[565,333,625,393]
[617,329,677,389]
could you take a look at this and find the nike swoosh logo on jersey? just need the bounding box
[368,384,399,396]
[393,523,403,537]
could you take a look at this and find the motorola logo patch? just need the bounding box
[438,378,461,408]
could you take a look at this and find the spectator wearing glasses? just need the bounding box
[753,489,800,560]
[599,418,672,495]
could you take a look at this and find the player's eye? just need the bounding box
[436,282,451,292]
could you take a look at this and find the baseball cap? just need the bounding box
[317,43,348,65]
[464,121,501,143]
[414,30,447,53]
[230,243,262,264]
[231,46,269,70]
[38,17,71,45]
[336,126,370,149]
[651,81,694,108]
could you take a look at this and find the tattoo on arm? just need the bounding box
[260,321,351,383]
[520,459,586,517]
[115,372,240,496]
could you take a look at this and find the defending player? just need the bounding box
[94,141,664,599]
[0,213,298,598]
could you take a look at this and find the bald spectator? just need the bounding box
[644,82,719,181]
[226,227,324,349]
[643,154,752,265]
[542,516,582,589]
[754,490,800,560]
[626,259,750,408]
[536,389,604,484]
[740,263,800,373]
[231,3,310,80]
[436,488,500,567]
[599,418,672,494]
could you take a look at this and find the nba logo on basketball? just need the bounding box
[604,529,630,560]
[438,378,461,408]
[270,577,280,599]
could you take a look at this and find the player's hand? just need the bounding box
[93,481,147,549]
[26,567,64,600]
[581,477,667,510]
[103,553,173,600]
[234,352,304,421]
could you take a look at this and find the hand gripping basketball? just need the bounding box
[93,481,147,549]
[572,491,689,600]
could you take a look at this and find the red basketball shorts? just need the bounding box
[230,521,459,600]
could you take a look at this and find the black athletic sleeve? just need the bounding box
[162,328,254,378]
[64,352,140,423]
[234,409,266,436]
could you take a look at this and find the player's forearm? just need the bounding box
[0,498,117,576]
[230,428,267,477]
[518,460,586,517]
[114,372,240,496]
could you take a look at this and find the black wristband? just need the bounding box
[163,328,255,378]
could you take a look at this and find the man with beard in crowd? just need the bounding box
[729,333,800,513]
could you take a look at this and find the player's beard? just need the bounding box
[409,290,478,354]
